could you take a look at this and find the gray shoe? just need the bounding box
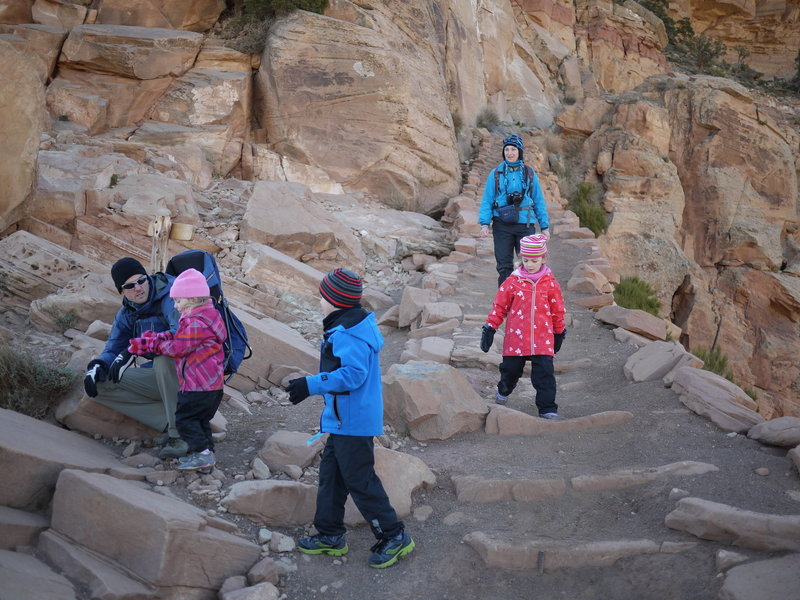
[495,393,508,405]
[158,438,189,459]
[540,412,561,421]
[177,451,216,471]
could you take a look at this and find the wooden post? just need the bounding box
[149,215,171,273]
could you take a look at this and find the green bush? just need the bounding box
[693,346,735,381]
[219,0,328,54]
[242,0,328,18]
[613,276,660,316]
[0,346,77,419]
[476,107,500,129]
[568,182,606,237]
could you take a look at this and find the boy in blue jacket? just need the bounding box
[287,268,415,569]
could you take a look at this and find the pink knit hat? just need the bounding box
[170,268,210,298]
[519,234,548,258]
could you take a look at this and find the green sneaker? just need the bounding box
[368,530,414,568]
[297,534,348,556]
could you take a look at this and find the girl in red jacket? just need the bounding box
[129,268,227,471]
[480,234,567,419]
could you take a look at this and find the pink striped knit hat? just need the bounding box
[519,234,548,258]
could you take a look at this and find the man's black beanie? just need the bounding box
[111,257,146,292]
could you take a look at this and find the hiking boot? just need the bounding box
[495,393,508,405]
[176,451,216,471]
[540,412,561,421]
[297,534,348,556]
[158,438,189,459]
[368,530,415,568]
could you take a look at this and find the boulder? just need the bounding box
[623,341,699,382]
[0,408,140,511]
[382,362,488,441]
[344,445,436,522]
[485,406,634,436]
[40,469,260,596]
[665,497,800,552]
[256,9,461,213]
[59,25,203,80]
[95,0,225,32]
[251,145,344,194]
[719,554,800,600]
[0,549,77,600]
[671,367,764,434]
[0,39,45,232]
[595,305,667,341]
[239,181,365,273]
[746,417,800,447]
[257,431,324,472]
[221,480,317,526]
[398,287,439,329]
[232,309,318,391]
[0,506,49,550]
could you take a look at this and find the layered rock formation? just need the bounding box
[670,0,800,79]
[559,75,799,416]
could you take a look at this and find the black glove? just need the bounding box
[286,377,310,405]
[480,325,496,353]
[83,360,108,398]
[109,350,135,383]
[554,330,566,354]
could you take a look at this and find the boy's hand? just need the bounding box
[480,325,495,353]
[287,377,310,405]
[554,330,566,354]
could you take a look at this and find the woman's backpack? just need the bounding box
[165,249,252,378]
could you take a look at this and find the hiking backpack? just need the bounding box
[165,249,252,378]
[493,163,536,196]
[492,163,537,224]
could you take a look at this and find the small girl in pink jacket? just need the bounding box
[129,268,226,471]
[480,234,567,419]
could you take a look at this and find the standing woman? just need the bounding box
[479,134,550,286]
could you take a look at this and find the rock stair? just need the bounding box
[381,132,800,599]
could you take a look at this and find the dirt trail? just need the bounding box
[217,141,799,600]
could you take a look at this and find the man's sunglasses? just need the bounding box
[121,275,148,290]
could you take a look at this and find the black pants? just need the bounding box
[498,355,558,415]
[314,434,403,540]
[492,218,536,286]
[176,389,223,453]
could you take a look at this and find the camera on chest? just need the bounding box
[507,192,523,205]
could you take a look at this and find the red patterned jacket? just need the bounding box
[485,266,566,357]
[156,301,227,392]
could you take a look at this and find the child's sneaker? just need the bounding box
[176,450,216,471]
[495,393,508,405]
[540,412,561,421]
[297,534,348,556]
[368,530,415,568]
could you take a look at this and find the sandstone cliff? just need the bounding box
[0,1,798,412]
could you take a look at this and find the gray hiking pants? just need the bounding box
[93,355,179,437]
